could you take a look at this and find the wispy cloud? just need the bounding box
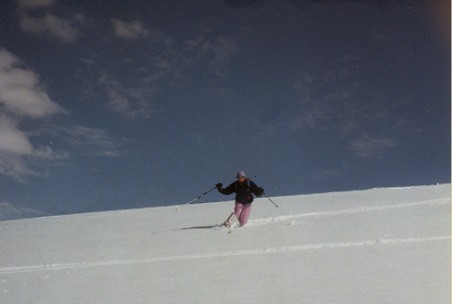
[77,27,238,120]
[111,19,150,40]
[349,135,397,159]
[17,0,83,43]
[98,74,156,119]
[0,48,67,180]
[184,31,238,76]
[255,66,401,160]
[63,125,123,158]
[20,13,81,43]
[311,169,344,182]
[17,0,55,9]
[257,70,355,134]
[0,201,48,221]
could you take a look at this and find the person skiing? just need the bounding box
[216,170,264,227]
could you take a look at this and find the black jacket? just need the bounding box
[218,179,264,204]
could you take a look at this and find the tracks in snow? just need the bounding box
[0,236,449,275]
[0,198,448,275]
[247,198,449,226]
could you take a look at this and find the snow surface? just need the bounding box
[0,184,450,304]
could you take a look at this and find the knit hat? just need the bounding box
[236,170,247,178]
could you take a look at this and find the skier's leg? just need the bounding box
[238,203,252,226]
[234,202,243,219]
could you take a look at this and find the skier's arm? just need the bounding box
[216,182,236,195]
[250,181,264,197]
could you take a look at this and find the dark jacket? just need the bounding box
[218,179,264,205]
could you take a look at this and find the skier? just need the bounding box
[216,170,264,227]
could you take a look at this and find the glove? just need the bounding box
[256,187,264,197]
[216,183,223,190]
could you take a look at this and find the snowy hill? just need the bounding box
[0,184,450,304]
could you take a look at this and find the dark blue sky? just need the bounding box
[0,0,450,220]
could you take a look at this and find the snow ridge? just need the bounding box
[247,198,448,226]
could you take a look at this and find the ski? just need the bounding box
[223,212,238,233]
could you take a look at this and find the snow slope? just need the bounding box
[0,184,450,304]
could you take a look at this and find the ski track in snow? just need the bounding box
[247,198,448,226]
[0,237,449,275]
[0,197,448,275]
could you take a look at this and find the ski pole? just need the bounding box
[186,186,217,205]
[264,194,279,208]
[247,175,279,208]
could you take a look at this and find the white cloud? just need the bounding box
[20,13,80,43]
[112,19,150,40]
[0,116,33,155]
[0,48,67,180]
[17,0,83,43]
[0,126,68,181]
[0,48,65,118]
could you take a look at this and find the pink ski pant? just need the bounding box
[234,202,252,226]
